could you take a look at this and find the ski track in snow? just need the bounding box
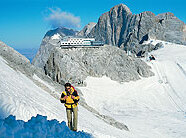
[176,62,186,78]
[152,61,185,112]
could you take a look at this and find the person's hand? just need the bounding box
[64,95,68,100]
[71,95,75,99]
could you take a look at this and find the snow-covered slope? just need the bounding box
[77,40,186,138]
[0,42,130,137]
[0,55,129,137]
[1,40,186,138]
[51,33,62,40]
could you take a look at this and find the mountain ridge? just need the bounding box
[87,4,186,48]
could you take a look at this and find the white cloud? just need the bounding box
[45,8,81,29]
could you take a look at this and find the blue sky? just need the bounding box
[0,0,185,49]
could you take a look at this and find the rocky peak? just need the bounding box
[88,4,133,46]
[88,3,186,50]
[0,41,30,65]
[157,12,175,19]
[78,22,96,37]
[44,27,78,38]
[110,4,132,15]
[32,27,78,68]
[183,24,186,31]
[140,11,155,16]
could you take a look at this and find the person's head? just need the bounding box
[64,83,71,92]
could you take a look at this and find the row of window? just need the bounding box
[69,38,83,41]
[69,41,83,43]
[61,43,83,45]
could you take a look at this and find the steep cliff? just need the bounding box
[32,27,77,68]
[78,22,96,37]
[44,46,154,85]
[0,41,63,94]
[88,4,186,49]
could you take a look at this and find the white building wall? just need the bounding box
[60,37,95,46]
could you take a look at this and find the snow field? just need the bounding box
[0,40,186,138]
[0,55,129,138]
[77,40,186,138]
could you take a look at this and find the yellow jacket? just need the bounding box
[60,87,80,109]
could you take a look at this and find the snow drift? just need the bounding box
[0,114,92,138]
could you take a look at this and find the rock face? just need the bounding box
[88,4,132,46]
[32,27,77,68]
[44,27,78,38]
[32,4,184,86]
[134,42,164,57]
[78,22,96,36]
[0,41,64,94]
[88,4,186,49]
[0,41,30,66]
[33,4,186,69]
[43,46,154,85]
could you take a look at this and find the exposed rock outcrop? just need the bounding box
[32,4,186,86]
[87,4,186,49]
[78,22,96,37]
[33,4,186,70]
[44,27,78,38]
[133,42,164,57]
[32,27,77,68]
[44,46,154,86]
[0,41,64,95]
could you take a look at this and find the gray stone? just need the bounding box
[0,41,64,95]
[77,22,96,37]
[135,42,164,57]
[87,4,186,51]
[44,27,78,38]
[43,46,154,86]
[32,27,77,68]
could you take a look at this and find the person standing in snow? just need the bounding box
[149,54,156,61]
[60,83,80,131]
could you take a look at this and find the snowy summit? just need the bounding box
[51,33,61,40]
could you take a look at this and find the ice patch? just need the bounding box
[51,33,61,40]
